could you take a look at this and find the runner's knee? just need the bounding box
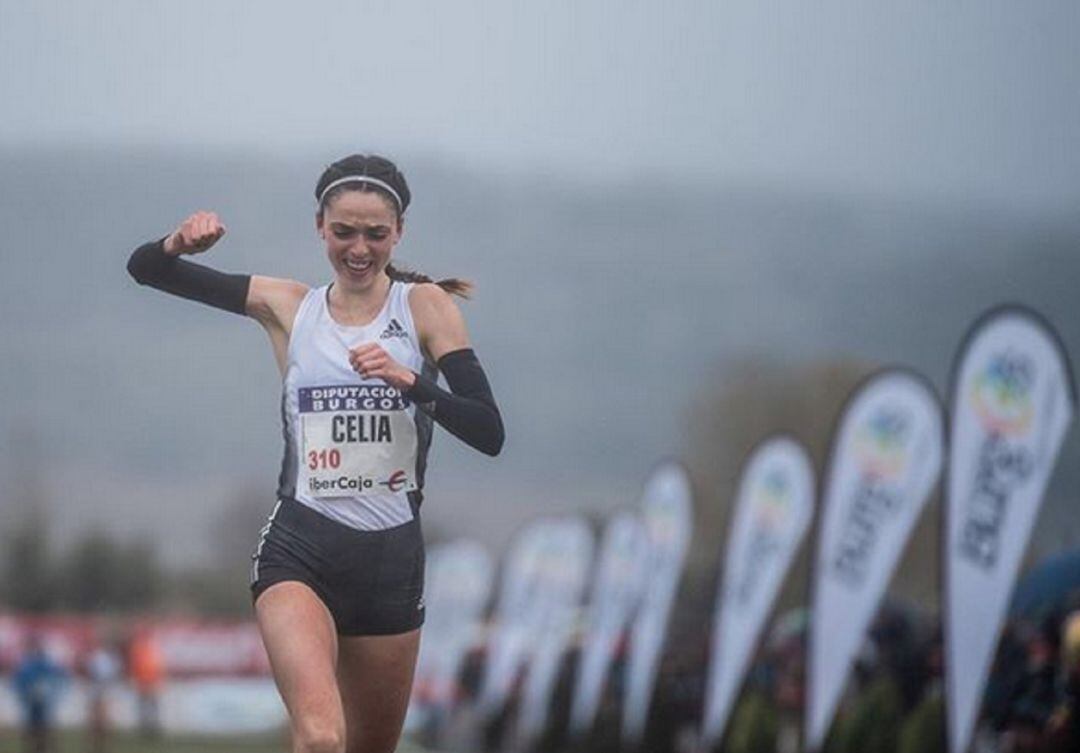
[293,716,345,753]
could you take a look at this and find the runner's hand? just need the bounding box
[349,343,417,391]
[163,211,227,256]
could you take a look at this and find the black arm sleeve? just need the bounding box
[406,348,505,457]
[127,238,251,315]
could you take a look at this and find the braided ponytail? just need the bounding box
[385,263,472,299]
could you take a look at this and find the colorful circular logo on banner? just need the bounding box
[972,351,1035,436]
[752,468,793,533]
[855,408,911,480]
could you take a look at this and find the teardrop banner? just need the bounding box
[944,306,1076,753]
[622,461,694,746]
[570,511,651,737]
[477,520,555,718]
[701,435,816,750]
[805,369,945,752]
[415,540,495,714]
[518,516,595,744]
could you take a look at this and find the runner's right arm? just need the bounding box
[127,211,308,371]
[127,237,251,313]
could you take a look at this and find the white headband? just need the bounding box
[317,175,403,212]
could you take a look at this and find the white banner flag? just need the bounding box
[570,511,651,736]
[945,306,1075,753]
[518,517,595,743]
[806,370,944,751]
[623,461,694,745]
[415,540,494,710]
[477,521,554,717]
[701,436,815,749]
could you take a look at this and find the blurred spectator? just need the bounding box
[85,642,121,753]
[897,634,945,753]
[985,623,1030,732]
[825,675,902,753]
[1043,610,1080,752]
[1007,616,1059,752]
[127,624,164,738]
[726,691,779,753]
[13,633,67,753]
[898,691,944,753]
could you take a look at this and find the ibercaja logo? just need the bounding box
[379,470,409,493]
[751,468,793,535]
[854,407,911,481]
[971,350,1035,437]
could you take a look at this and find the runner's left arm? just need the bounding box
[407,347,504,457]
[349,283,504,456]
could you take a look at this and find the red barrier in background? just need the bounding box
[0,614,271,677]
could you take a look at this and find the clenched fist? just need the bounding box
[163,211,227,256]
[349,342,418,391]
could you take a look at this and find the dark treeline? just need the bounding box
[1,504,253,617]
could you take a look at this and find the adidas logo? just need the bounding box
[379,318,408,339]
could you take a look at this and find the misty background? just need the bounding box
[1,1,1079,606]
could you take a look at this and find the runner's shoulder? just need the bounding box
[408,282,469,358]
[248,276,310,329]
[408,282,458,317]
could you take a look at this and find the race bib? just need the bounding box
[298,385,419,498]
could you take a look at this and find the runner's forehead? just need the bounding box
[324,189,398,224]
[328,219,394,230]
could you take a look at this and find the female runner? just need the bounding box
[127,154,504,753]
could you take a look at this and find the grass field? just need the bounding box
[0,730,432,753]
[0,731,284,753]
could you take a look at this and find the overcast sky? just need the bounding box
[2,1,1079,212]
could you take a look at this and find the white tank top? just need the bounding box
[276,281,436,530]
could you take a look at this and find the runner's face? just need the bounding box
[318,189,402,290]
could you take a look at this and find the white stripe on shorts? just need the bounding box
[251,499,283,585]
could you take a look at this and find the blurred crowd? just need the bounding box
[645,599,1080,753]
[3,623,164,753]
[406,598,1080,753]
[981,603,1080,753]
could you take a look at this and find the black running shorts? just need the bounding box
[250,497,425,636]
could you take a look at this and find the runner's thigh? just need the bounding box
[256,582,345,748]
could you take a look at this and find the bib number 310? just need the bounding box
[308,449,341,470]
